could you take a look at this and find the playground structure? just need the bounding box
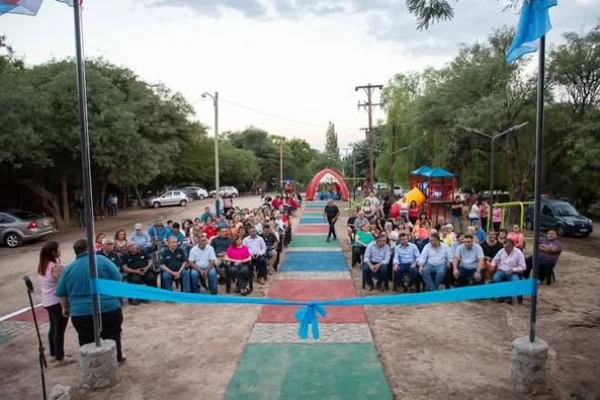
[305,168,350,201]
[489,201,534,232]
[407,166,456,222]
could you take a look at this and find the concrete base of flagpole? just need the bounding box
[510,336,549,394]
[80,339,119,390]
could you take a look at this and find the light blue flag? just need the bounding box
[0,0,77,16]
[506,0,558,63]
[0,0,43,16]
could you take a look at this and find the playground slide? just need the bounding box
[402,187,426,207]
[390,187,426,218]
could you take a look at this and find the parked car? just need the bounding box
[0,210,56,248]
[525,199,593,237]
[182,186,209,200]
[210,186,239,198]
[174,187,198,201]
[144,190,188,208]
[373,183,404,198]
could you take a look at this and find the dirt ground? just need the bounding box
[340,221,600,399]
[0,303,262,399]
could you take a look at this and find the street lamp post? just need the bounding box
[202,91,220,216]
[457,122,529,205]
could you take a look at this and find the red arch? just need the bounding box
[305,168,349,201]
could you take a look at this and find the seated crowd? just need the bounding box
[347,194,563,305]
[94,203,293,303]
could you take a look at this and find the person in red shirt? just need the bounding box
[202,218,218,239]
[271,196,283,210]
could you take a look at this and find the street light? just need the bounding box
[457,122,529,204]
[202,91,220,216]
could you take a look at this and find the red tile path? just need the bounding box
[294,225,329,234]
[258,280,366,324]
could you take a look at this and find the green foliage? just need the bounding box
[373,23,600,212]
[324,122,340,170]
[405,0,523,30]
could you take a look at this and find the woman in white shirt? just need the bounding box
[469,199,481,225]
[38,241,74,365]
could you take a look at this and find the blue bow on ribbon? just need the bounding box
[295,302,327,340]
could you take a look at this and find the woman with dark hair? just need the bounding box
[114,229,128,254]
[94,232,105,252]
[408,201,419,225]
[223,235,253,295]
[38,241,73,365]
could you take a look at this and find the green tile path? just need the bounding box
[225,343,391,400]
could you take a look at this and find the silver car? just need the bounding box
[145,190,189,208]
[184,186,209,200]
[210,186,239,198]
[0,210,56,248]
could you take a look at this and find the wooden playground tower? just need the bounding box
[409,166,456,222]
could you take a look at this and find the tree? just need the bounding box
[324,122,340,171]
[406,0,521,30]
[548,24,600,119]
[0,52,200,228]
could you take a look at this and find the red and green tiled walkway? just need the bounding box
[225,201,393,399]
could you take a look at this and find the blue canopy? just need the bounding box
[410,166,432,176]
[423,167,454,178]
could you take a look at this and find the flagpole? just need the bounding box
[73,0,102,347]
[529,35,546,344]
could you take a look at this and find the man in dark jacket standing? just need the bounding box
[324,199,340,242]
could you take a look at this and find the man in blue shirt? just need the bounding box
[169,222,185,246]
[148,218,171,249]
[159,237,188,291]
[473,220,487,243]
[129,223,154,253]
[418,233,453,291]
[200,206,213,223]
[363,234,391,291]
[56,239,126,364]
[392,233,421,292]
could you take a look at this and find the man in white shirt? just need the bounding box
[188,235,218,294]
[492,239,526,304]
[243,227,268,284]
[367,193,380,214]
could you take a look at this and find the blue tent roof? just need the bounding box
[423,167,454,178]
[410,166,432,176]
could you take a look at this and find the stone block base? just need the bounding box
[510,336,549,394]
[80,339,119,390]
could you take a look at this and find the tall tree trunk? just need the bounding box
[14,179,65,230]
[60,172,70,228]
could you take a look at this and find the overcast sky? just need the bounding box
[1,0,598,150]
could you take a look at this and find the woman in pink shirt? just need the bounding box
[492,207,502,232]
[507,224,526,250]
[223,235,253,295]
[37,241,74,365]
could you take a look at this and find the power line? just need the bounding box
[192,96,362,132]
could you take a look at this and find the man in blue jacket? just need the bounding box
[56,239,126,364]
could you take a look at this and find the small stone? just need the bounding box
[49,384,71,400]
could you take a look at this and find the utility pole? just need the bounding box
[202,91,220,216]
[279,138,284,196]
[388,125,396,199]
[355,83,383,196]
